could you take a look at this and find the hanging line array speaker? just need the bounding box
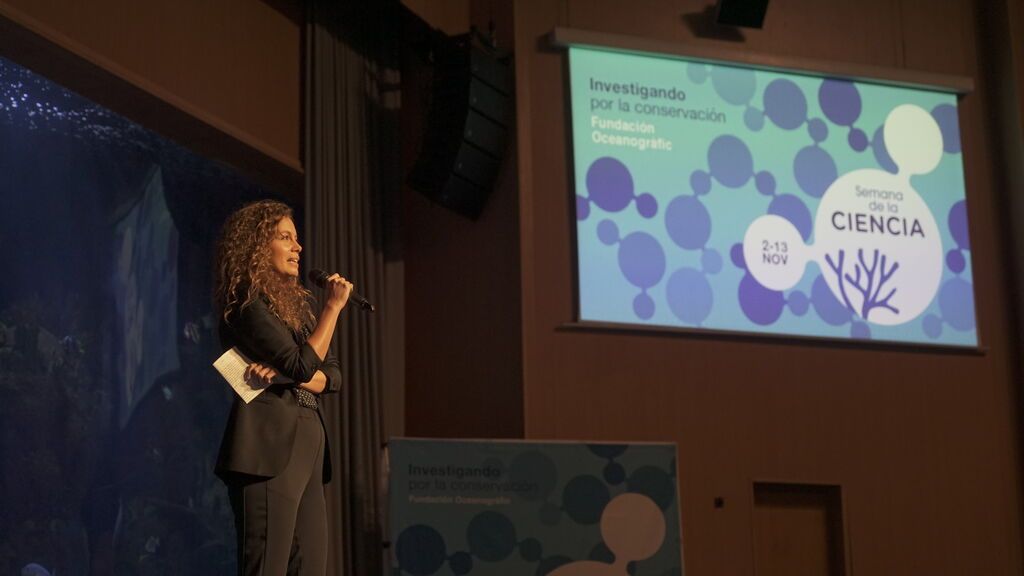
[408,33,513,219]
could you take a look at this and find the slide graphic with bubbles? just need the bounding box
[569,46,976,346]
[389,439,682,576]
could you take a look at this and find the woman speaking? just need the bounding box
[213,200,351,576]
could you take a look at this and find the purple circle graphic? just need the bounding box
[690,170,712,196]
[633,292,655,319]
[603,462,626,485]
[665,195,712,249]
[627,465,676,510]
[619,231,666,289]
[871,125,898,174]
[467,512,517,561]
[946,249,966,274]
[687,63,709,84]
[923,314,943,339]
[755,171,776,196]
[793,145,838,198]
[932,104,961,154]
[666,267,714,325]
[763,79,807,130]
[818,79,862,126]
[519,539,542,562]
[591,543,615,564]
[850,321,871,339]
[788,290,810,316]
[848,128,868,151]
[597,219,619,245]
[450,553,473,575]
[730,242,746,269]
[708,135,754,188]
[768,193,813,240]
[738,273,786,325]
[745,106,766,131]
[938,277,975,331]
[396,525,447,575]
[562,475,610,525]
[948,200,969,249]
[807,118,828,143]
[702,248,723,274]
[710,65,756,105]
[587,157,634,212]
[811,274,851,325]
[576,196,590,220]
[636,193,658,218]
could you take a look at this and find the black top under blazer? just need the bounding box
[215,295,342,483]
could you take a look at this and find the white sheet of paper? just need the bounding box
[213,347,291,403]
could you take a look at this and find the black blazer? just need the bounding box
[214,295,342,483]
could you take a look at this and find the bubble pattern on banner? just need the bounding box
[579,157,658,221]
[752,78,875,201]
[660,134,778,326]
[717,132,817,326]
[468,512,518,561]
[690,126,820,328]
[509,450,560,522]
[932,104,962,154]
[764,79,807,130]
[588,444,629,485]
[663,187,718,327]
[587,152,736,323]
[666,268,713,326]
[395,525,447,576]
[584,74,907,330]
[818,79,869,152]
[590,543,615,564]
[598,219,667,320]
[582,157,668,319]
[688,63,767,131]
[735,271,788,326]
[392,450,681,576]
[625,466,676,511]
[579,59,972,344]
[924,199,975,338]
[720,101,850,334]
[548,493,666,576]
[871,124,899,174]
[563,475,612,525]
[740,102,970,340]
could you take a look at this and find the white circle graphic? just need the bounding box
[884,104,943,176]
[743,215,809,291]
[813,169,942,325]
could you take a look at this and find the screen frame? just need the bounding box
[550,27,973,94]
[552,27,982,354]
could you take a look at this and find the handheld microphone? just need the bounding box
[308,269,376,312]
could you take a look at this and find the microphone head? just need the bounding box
[308,268,329,287]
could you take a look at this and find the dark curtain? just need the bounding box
[304,1,402,574]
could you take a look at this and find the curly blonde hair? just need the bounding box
[215,200,313,332]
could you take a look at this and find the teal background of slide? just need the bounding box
[569,46,977,347]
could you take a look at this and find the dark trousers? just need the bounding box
[229,408,327,576]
